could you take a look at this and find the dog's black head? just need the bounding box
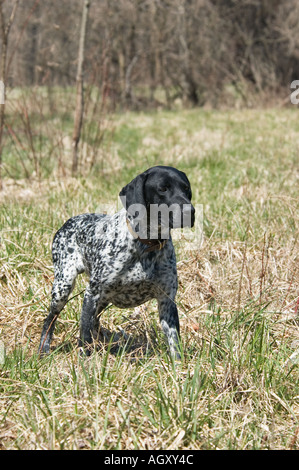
[120,166,195,239]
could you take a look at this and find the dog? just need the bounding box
[38,166,195,359]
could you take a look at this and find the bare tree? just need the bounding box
[0,0,19,189]
[1,0,299,123]
[72,0,90,176]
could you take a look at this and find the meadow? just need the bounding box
[0,95,298,449]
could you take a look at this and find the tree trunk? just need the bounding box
[0,0,19,190]
[0,30,8,191]
[72,0,90,176]
[177,1,198,106]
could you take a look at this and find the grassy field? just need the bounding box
[0,103,298,449]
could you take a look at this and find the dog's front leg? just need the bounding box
[158,296,181,360]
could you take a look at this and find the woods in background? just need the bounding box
[3,0,299,109]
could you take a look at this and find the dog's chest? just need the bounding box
[104,249,164,287]
[107,260,168,307]
[78,212,177,307]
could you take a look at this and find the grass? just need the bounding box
[0,97,298,449]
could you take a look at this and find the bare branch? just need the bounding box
[5,0,19,37]
[72,0,91,176]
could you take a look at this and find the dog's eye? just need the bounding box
[159,186,168,192]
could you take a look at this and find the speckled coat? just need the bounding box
[39,165,195,359]
[39,209,180,357]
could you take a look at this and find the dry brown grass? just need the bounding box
[0,107,298,449]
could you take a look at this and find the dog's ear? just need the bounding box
[119,172,148,215]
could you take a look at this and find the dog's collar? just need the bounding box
[126,218,167,253]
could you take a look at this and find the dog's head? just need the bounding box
[119,166,195,239]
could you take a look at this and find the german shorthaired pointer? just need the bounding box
[38,166,195,359]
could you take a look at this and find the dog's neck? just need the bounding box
[126,217,168,252]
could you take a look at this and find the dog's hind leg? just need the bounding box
[38,267,78,354]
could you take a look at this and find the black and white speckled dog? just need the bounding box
[38,166,195,358]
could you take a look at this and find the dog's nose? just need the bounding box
[182,204,195,227]
[183,204,195,216]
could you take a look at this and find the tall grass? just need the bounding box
[0,103,298,449]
